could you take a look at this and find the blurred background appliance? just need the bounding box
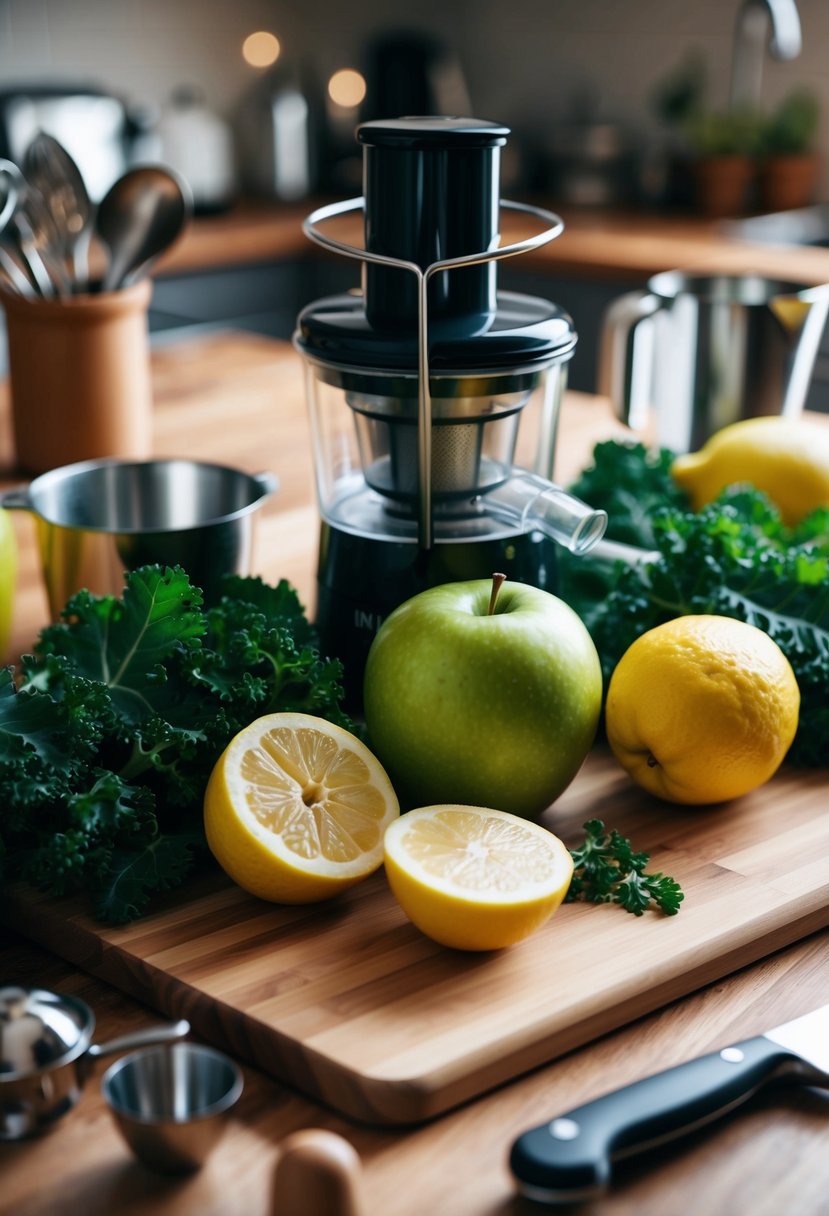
[361,30,471,120]
[0,84,130,202]
[234,63,322,201]
[152,87,236,214]
[324,31,474,193]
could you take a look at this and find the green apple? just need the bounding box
[363,575,602,818]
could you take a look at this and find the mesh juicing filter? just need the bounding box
[347,386,530,502]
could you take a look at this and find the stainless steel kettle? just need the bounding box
[598,271,829,452]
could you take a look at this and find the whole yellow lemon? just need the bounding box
[605,615,800,805]
[671,417,829,524]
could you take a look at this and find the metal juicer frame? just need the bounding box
[302,196,565,549]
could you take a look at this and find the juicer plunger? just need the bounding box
[294,117,606,700]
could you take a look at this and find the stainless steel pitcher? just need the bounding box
[598,272,829,452]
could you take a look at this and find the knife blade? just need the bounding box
[509,1004,829,1205]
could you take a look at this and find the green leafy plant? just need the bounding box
[566,819,684,916]
[0,567,353,922]
[761,87,820,156]
[684,107,765,157]
[651,52,708,129]
[560,441,829,765]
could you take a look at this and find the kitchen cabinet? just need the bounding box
[146,258,644,395]
[149,264,626,393]
[149,256,358,342]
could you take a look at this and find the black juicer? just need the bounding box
[294,117,606,697]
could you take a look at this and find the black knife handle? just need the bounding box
[509,1036,806,1204]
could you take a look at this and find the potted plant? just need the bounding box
[684,108,764,217]
[758,88,821,212]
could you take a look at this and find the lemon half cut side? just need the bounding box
[383,805,574,951]
[204,712,400,903]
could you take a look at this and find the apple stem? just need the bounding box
[488,572,507,615]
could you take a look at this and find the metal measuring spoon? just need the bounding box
[23,131,93,290]
[96,166,191,293]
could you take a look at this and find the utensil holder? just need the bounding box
[2,279,153,474]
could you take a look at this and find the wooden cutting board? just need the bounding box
[5,751,828,1127]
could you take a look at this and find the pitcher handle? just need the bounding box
[0,485,32,511]
[597,291,661,428]
[782,286,829,419]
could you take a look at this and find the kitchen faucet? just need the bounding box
[729,0,801,109]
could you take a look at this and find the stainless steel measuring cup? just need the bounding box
[0,457,278,614]
[0,985,190,1140]
[101,1042,243,1174]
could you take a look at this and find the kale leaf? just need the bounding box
[0,566,353,922]
[568,440,689,548]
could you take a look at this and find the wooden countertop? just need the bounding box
[1,332,828,1215]
[154,199,829,286]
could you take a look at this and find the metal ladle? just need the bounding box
[96,166,191,293]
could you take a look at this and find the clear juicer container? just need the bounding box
[303,353,605,552]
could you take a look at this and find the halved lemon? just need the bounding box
[204,713,399,903]
[383,806,574,951]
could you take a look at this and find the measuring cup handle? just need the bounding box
[87,1018,191,1062]
[0,485,32,511]
[597,291,661,427]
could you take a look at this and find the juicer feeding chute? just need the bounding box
[294,116,607,696]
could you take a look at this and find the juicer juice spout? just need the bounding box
[486,472,607,555]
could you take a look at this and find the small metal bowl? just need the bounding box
[101,1042,243,1175]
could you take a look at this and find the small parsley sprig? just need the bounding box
[566,819,684,917]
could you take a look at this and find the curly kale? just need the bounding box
[0,566,354,922]
[559,442,829,765]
